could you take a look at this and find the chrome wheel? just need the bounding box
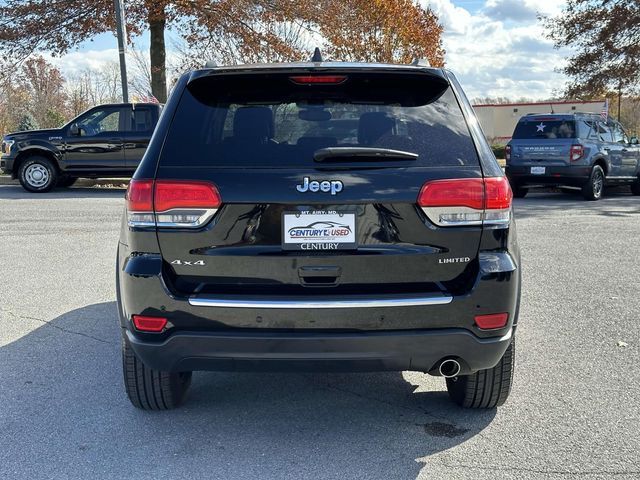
[592,169,603,198]
[24,163,50,188]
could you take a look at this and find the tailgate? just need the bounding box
[156,166,482,297]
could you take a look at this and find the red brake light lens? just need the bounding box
[474,313,509,330]
[127,179,222,228]
[417,178,484,210]
[289,75,347,85]
[417,177,512,226]
[126,179,153,211]
[132,315,168,333]
[484,177,513,210]
[154,180,221,212]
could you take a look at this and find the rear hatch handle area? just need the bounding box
[298,265,342,286]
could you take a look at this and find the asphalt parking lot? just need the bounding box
[0,184,639,479]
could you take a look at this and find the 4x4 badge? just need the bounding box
[296,176,343,195]
[171,260,206,266]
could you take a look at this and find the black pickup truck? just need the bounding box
[1,103,162,192]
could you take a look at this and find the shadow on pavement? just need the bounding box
[0,302,496,479]
[514,189,640,220]
[0,185,126,200]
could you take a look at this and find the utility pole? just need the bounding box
[617,80,622,122]
[114,0,129,103]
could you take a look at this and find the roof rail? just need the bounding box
[203,60,217,68]
[411,58,431,67]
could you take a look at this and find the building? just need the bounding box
[473,100,606,144]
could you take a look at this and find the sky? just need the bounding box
[48,0,573,102]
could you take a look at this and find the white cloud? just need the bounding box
[45,49,121,76]
[424,0,573,100]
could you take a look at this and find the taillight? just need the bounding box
[132,314,168,333]
[505,145,511,163]
[417,177,512,227]
[474,313,509,330]
[127,179,221,228]
[289,75,347,85]
[570,144,584,162]
[126,179,155,226]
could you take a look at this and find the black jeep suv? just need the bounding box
[117,60,521,410]
[1,103,162,192]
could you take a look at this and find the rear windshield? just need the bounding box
[512,119,576,139]
[159,71,479,167]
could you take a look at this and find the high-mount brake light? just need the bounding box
[126,179,221,228]
[417,177,512,227]
[570,144,584,162]
[289,75,347,85]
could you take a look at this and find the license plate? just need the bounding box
[282,211,356,251]
[530,166,546,175]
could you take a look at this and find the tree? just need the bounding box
[64,63,123,116]
[546,0,640,101]
[313,0,445,66]
[0,0,447,107]
[176,0,445,71]
[0,0,316,103]
[0,82,30,136]
[17,112,38,131]
[18,56,67,128]
[174,2,313,71]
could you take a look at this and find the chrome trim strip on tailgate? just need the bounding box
[188,294,453,309]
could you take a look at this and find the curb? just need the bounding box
[0,176,129,188]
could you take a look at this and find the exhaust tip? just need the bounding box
[438,359,461,378]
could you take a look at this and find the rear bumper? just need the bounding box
[117,245,520,374]
[125,326,514,373]
[506,165,590,187]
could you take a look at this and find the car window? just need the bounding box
[76,107,122,137]
[597,122,613,142]
[611,122,628,144]
[512,119,576,139]
[161,72,479,168]
[578,121,599,140]
[127,108,154,133]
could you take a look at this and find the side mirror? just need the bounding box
[69,123,80,136]
[629,137,638,145]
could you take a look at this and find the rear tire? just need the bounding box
[582,165,604,201]
[446,338,515,408]
[18,155,58,193]
[122,335,192,410]
[512,186,528,198]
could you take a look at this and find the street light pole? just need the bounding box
[114,0,129,103]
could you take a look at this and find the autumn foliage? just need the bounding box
[314,0,445,66]
[0,0,446,103]
[546,0,640,98]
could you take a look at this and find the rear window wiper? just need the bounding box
[313,147,418,162]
